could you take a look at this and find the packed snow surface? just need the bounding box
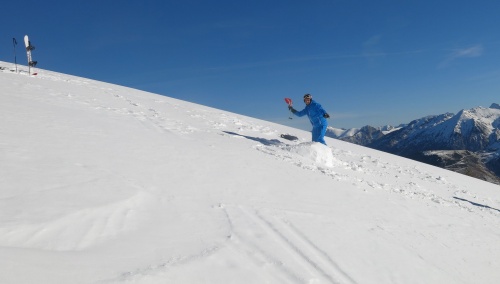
[1,62,500,284]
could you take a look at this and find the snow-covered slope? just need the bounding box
[1,62,500,284]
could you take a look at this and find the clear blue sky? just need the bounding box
[2,0,500,129]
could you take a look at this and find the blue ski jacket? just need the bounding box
[293,100,328,128]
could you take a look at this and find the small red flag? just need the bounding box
[284,98,292,106]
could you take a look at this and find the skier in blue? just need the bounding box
[288,94,330,145]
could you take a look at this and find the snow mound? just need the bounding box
[256,142,342,170]
[285,142,336,168]
[0,191,155,251]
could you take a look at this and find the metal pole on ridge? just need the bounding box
[12,38,18,73]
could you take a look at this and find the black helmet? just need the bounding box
[303,94,312,100]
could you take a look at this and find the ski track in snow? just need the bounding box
[220,204,357,284]
[109,203,357,284]
[51,78,274,137]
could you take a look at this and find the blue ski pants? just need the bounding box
[312,124,327,145]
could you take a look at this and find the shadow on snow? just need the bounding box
[223,131,284,146]
[453,197,500,213]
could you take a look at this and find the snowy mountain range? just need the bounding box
[327,125,401,146]
[327,104,500,184]
[1,61,500,284]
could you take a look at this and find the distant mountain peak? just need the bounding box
[490,103,500,110]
